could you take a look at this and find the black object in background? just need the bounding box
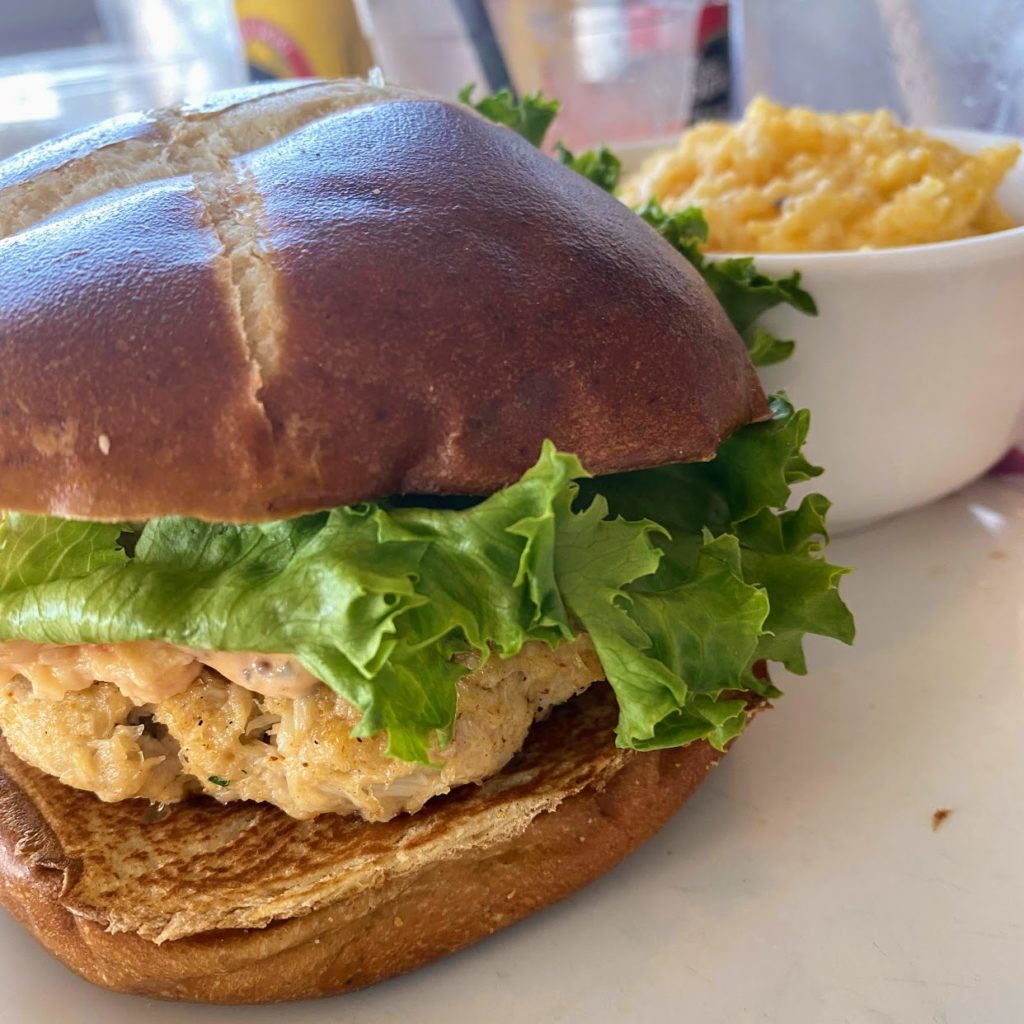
[454,0,515,95]
[691,2,730,121]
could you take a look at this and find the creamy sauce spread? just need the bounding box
[198,651,320,699]
[0,641,320,703]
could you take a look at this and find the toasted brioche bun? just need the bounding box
[0,686,760,1003]
[0,80,767,522]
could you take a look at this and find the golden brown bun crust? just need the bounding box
[0,81,767,522]
[0,687,759,1003]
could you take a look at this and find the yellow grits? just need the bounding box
[620,97,1021,253]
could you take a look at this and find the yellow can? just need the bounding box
[235,0,371,80]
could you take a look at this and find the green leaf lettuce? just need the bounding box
[554,142,622,192]
[457,85,559,148]
[0,398,852,764]
[637,200,817,366]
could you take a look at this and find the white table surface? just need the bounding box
[0,475,1021,1024]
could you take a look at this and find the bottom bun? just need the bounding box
[0,685,760,1004]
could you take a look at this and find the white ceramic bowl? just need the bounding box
[619,128,1024,532]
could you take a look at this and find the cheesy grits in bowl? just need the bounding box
[619,108,1024,531]
[620,97,1020,254]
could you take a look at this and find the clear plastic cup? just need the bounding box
[493,0,704,150]
[356,0,704,151]
[732,0,1024,133]
[0,0,247,160]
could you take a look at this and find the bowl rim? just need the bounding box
[617,124,1024,270]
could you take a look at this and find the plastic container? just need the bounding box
[495,0,704,150]
[732,0,1024,134]
[0,0,247,160]
[353,0,500,102]
[355,0,703,151]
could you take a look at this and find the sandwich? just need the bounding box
[0,79,853,1003]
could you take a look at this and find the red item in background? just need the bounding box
[991,449,1024,475]
[698,1,727,42]
[238,17,315,78]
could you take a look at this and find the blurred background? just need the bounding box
[0,0,1021,158]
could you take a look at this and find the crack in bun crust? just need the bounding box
[0,687,762,1003]
[0,81,767,522]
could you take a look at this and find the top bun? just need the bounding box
[0,81,767,523]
